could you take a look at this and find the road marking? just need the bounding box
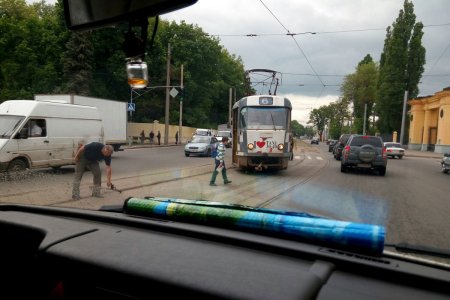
[316,157,323,160]
[307,156,312,160]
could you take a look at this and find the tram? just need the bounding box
[231,95,292,171]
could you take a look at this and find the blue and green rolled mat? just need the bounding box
[124,197,385,255]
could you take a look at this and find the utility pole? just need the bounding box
[164,43,171,145]
[229,88,232,127]
[179,64,183,144]
[400,90,408,145]
[363,103,367,135]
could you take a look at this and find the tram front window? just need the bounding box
[241,107,288,129]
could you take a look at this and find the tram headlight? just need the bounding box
[247,143,255,150]
[278,144,284,151]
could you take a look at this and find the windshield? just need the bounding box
[0,115,25,138]
[1,0,450,266]
[217,131,231,137]
[190,136,211,144]
[195,130,209,136]
[240,107,289,129]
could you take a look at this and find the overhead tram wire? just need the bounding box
[206,22,450,38]
[258,0,326,89]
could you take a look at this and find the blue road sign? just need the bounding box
[128,103,135,112]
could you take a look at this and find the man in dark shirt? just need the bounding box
[72,142,114,200]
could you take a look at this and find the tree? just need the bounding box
[61,31,94,95]
[0,0,67,101]
[327,98,352,139]
[308,106,331,140]
[341,55,378,134]
[291,120,304,137]
[376,0,425,135]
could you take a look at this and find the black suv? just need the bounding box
[340,135,387,176]
[333,134,352,160]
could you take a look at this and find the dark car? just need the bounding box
[340,135,387,176]
[311,137,319,144]
[333,134,352,160]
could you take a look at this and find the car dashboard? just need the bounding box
[1,203,450,300]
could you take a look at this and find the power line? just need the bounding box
[207,22,450,37]
[426,41,450,75]
[258,0,325,87]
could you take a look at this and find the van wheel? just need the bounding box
[8,159,27,172]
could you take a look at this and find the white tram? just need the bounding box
[232,95,292,171]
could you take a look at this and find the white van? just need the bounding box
[216,130,232,148]
[0,100,103,172]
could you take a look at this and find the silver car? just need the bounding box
[185,136,219,157]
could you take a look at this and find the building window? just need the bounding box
[440,109,444,118]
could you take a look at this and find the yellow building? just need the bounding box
[408,88,450,153]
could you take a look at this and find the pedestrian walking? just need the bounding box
[149,130,154,144]
[72,142,114,200]
[210,136,232,186]
[175,131,179,144]
[157,130,161,145]
[140,130,145,144]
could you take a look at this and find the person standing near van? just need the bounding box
[210,136,232,186]
[72,142,114,200]
[175,131,179,144]
[157,131,161,145]
[140,130,145,144]
[149,131,154,144]
[30,120,42,137]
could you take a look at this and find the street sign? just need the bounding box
[128,103,135,112]
[170,87,179,98]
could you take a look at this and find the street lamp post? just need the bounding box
[164,43,171,145]
[179,64,183,144]
[400,90,408,145]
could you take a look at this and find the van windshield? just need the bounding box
[217,131,231,137]
[0,116,25,139]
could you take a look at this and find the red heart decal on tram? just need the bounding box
[256,141,266,148]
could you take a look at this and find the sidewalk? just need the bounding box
[404,149,442,159]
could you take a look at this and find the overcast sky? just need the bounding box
[162,0,450,124]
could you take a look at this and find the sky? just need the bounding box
[160,0,450,125]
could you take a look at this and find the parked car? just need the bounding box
[334,134,352,160]
[184,136,219,157]
[311,137,319,144]
[340,135,387,176]
[328,140,337,152]
[384,142,405,159]
[441,153,450,174]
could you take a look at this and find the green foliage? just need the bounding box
[0,0,67,100]
[290,120,303,137]
[307,97,351,139]
[376,0,425,134]
[0,2,247,129]
[341,56,378,134]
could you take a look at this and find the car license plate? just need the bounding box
[357,163,371,168]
